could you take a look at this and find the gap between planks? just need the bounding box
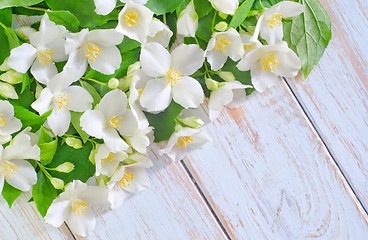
[283,77,368,216]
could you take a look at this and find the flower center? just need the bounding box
[261,54,279,73]
[0,114,6,127]
[137,87,144,101]
[119,171,135,187]
[85,44,101,62]
[109,116,122,128]
[71,200,88,216]
[215,37,231,53]
[176,136,194,148]
[243,43,254,52]
[101,152,115,165]
[266,13,285,29]
[165,67,182,87]
[38,49,56,66]
[0,161,19,180]
[124,11,139,26]
[54,93,71,111]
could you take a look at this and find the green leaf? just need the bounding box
[1,182,22,208]
[39,140,58,165]
[13,106,52,132]
[46,10,80,32]
[283,0,331,78]
[21,73,32,94]
[80,81,101,107]
[196,9,215,42]
[193,0,212,18]
[0,22,20,65]
[46,142,94,185]
[0,23,21,50]
[118,37,141,53]
[38,127,53,144]
[145,102,184,142]
[45,0,118,28]
[229,0,256,29]
[0,8,12,27]
[70,111,90,143]
[146,0,185,15]
[85,48,140,82]
[32,171,57,217]
[0,0,44,9]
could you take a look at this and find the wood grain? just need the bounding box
[184,82,368,239]
[75,144,227,240]
[286,0,368,210]
[0,192,74,240]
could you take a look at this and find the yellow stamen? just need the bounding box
[54,93,71,111]
[266,13,285,29]
[85,44,101,62]
[119,171,135,187]
[176,136,194,148]
[165,67,182,87]
[260,54,279,73]
[215,37,231,53]
[0,114,6,127]
[0,161,20,180]
[243,43,254,52]
[137,87,144,101]
[109,116,122,128]
[38,49,56,66]
[71,200,88,216]
[101,152,115,165]
[124,11,139,26]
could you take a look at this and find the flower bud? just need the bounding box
[35,83,43,99]
[0,70,23,84]
[65,137,83,149]
[218,71,235,82]
[205,78,224,90]
[127,61,141,77]
[15,26,37,42]
[0,58,11,71]
[177,1,199,37]
[55,162,75,173]
[118,76,132,91]
[50,178,64,190]
[108,78,119,89]
[177,116,204,129]
[218,12,228,19]
[0,82,18,99]
[215,21,228,32]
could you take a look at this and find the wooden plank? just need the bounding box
[74,144,227,240]
[183,82,368,239]
[0,192,74,240]
[285,0,368,210]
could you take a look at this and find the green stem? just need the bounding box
[81,78,107,86]
[211,11,218,33]
[163,14,167,25]
[259,0,265,10]
[24,6,47,12]
[35,161,52,179]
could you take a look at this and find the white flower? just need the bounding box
[140,42,205,112]
[8,14,68,84]
[205,28,244,71]
[208,0,239,15]
[107,154,152,209]
[0,70,23,84]
[45,180,108,237]
[177,1,198,38]
[253,1,304,44]
[208,81,252,120]
[237,41,301,92]
[80,89,139,152]
[0,129,40,193]
[0,82,18,99]
[240,33,262,56]
[94,144,128,177]
[126,126,153,154]
[31,70,93,136]
[147,18,173,48]
[64,29,124,80]
[94,0,148,16]
[116,3,154,43]
[0,100,22,144]
[159,127,211,161]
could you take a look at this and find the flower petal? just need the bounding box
[123,167,150,194]
[31,88,53,115]
[117,109,139,137]
[89,46,122,75]
[80,110,106,138]
[172,76,204,109]
[67,209,96,237]
[30,57,58,84]
[45,198,72,227]
[64,86,93,112]
[274,50,301,77]
[140,42,171,78]
[208,87,233,120]
[103,127,129,152]
[205,48,228,71]
[6,159,37,191]
[171,44,204,76]
[107,182,129,209]
[64,50,88,81]
[87,29,124,47]
[3,133,40,161]
[8,43,37,73]
[94,0,117,15]
[47,109,71,136]
[140,78,172,112]
[99,89,127,119]
[251,67,279,93]
[0,118,22,136]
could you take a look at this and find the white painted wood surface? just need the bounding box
[2,0,368,239]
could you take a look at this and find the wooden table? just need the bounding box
[2,0,368,239]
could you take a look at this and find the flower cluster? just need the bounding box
[0,0,329,236]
